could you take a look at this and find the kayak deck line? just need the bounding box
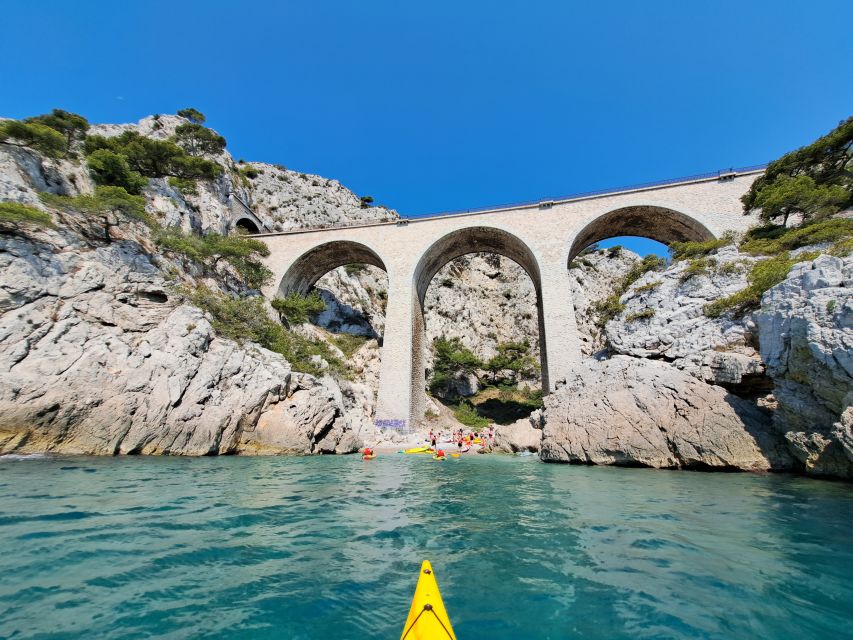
[401,560,456,640]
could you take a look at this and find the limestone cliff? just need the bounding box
[0,113,388,455]
[756,254,853,478]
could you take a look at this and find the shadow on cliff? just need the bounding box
[723,393,797,471]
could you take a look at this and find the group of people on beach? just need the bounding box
[428,427,494,453]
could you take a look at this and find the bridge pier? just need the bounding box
[538,263,583,391]
[375,282,417,433]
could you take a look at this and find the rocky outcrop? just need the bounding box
[85,115,398,235]
[569,247,641,355]
[756,254,853,478]
[0,203,360,457]
[605,246,769,393]
[540,356,790,470]
[489,413,543,453]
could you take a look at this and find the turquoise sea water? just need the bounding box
[1,454,852,640]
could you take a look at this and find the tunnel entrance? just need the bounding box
[234,217,260,235]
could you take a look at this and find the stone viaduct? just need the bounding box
[255,167,765,432]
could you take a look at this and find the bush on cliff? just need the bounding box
[0,120,67,158]
[484,340,538,385]
[84,131,222,183]
[40,187,151,242]
[24,109,89,148]
[593,254,666,329]
[703,252,820,318]
[271,292,326,327]
[0,202,55,230]
[87,149,149,194]
[669,232,734,260]
[740,218,853,256]
[430,336,482,396]
[173,123,226,157]
[156,229,272,289]
[177,108,206,124]
[185,287,344,378]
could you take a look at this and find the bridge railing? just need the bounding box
[426,164,767,218]
[251,164,766,237]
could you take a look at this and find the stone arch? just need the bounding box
[277,241,387,297]
[234,217,261,234]
[411,226,547,422]
[567,204,715,263]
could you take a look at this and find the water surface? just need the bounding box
[1,454,851,639]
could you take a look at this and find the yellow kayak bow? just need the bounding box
[400,560,456,640]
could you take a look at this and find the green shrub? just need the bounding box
[177,108,206,124]
[40,186,150,242]
[625,308,655,322]
[679,257,716,282]
[607,245,623,258]
[0,201,54,229]
[168,176,199,196]
[829,237,853,256]
[740,218,853,255]
[24,109,88,147]
[185,287,343,378]
[330,333,369,357]
[87,149,148,194]
[716,261,743,276]
[704,253,797,318]
[634,280,662,293]
[592,293,625,329]
[344,263,367,275]
[827,299,837,314]
[84,131,222,181]
[173,123,226,157]
[669,232,734,260]
[0,120,67,158]
[623,254,666,288]
[239,165,259,180]
[156,229,272,288]
[430,336,483,396]
[453,401,490,429]
[484,340,537,385]
[359,195,374,208]
[592,254,666,328]
[270,291,326,326]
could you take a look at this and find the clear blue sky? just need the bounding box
[1,1,851,255]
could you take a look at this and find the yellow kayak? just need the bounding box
[400,560,456,640]
[403,446,433,454]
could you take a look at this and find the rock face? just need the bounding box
[569,248,641,355]
[490,413,543,453]
[423,253,539,375]
[540,356,790,470]
[756,254,853,478]
[605,246,768,392]
[0,205,359,457]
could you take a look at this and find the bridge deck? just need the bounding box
[251,164,765,238]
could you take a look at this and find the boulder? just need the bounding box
[490,412,543,453]
[540,356,791,470]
